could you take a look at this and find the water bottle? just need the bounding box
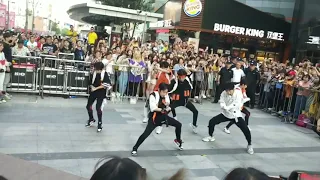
[69,96,77,99]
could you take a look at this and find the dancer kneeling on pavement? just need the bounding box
[132,83,183,156]
[85,62,112,132]
[202,82,254,155]
[224,79,252,134]
[163,69,198,134]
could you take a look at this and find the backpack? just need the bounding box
[296,114,309,127]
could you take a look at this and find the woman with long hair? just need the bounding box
[128,51,146,99]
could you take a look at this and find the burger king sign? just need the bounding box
[183,0,202,17]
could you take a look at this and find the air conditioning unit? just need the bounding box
[111,25,123,33]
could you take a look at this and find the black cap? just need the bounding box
[17,39,24,44]
[250,61,257,66]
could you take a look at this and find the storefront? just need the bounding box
[155,0,291,61]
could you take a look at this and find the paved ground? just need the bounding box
[0,94,320,180]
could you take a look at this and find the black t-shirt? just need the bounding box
[245,68,260,85]
[3,42,12,62]
[219,67,233,84]
[90,72,111,96]
[42,43,58,54]
[169,78,192,103]
[60,47,73,54]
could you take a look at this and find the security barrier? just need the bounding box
[39,58,91,97]
[7,55,42,94]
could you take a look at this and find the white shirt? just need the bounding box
[0,52,8,71]
[102,58,114,74]
[27,41,38,50]
[232,68,245,83]
[219,88,243,121]
[12,46,30,56]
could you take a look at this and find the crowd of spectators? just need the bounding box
[0,26,319,135]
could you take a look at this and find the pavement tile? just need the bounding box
[177,155,219,169]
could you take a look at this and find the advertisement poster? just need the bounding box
[9,11,15,28]
[187,37,199,53]
[0,3,6,29]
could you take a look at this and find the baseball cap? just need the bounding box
[250,61,257,66]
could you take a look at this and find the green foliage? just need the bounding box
[61,28,69,36]
[51,22,61,34]
[97,0,155,11]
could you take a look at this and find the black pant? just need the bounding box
[133,114,182,150]
[208,113,252,145]
[86,92,104,124]
[171,100,198,126]
[127,82,139,96]
[226,107,250,129]
[214,83,225,102]
[247,84,256,106]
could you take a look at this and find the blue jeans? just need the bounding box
[118,71,128,96]
[294,95,307,118]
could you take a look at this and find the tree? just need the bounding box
[96,0,155,38]
[61,28,69,36]
[51,22,61,35]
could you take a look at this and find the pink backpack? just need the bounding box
[296,114,309,127]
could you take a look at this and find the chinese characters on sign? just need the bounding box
[213,23,284,41]
[266,31,284,41]
[307,36,320,45]
[149,19,173,28]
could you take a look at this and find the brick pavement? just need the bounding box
[0,94,320,179]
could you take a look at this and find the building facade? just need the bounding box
[235,0,295,22]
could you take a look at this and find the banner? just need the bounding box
[0,3,6,29]
[187,38,199,53]
[9,11,15,28]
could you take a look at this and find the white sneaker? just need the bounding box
[247,145,254,155]
[223,127,231,134]
[189,123,197,134]
[173,116,178,120]
[131,150,137,156]
[142,117,148,123]
[3,94,11,100]
[156,126,163,134]
[202,136,215,142]
[248,126,252,131]
[202,94,207,99]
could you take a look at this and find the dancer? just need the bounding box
[224,79,252,134]
[142,61,172,123]
[202,82,254,155]
[132,83,183,156]
[162,69,198,134]
[85,62,112,132]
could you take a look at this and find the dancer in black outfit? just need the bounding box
[85,62,111,132]
[169,69,198,134]
[132,83,183,156]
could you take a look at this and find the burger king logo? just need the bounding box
[183,0,202,17]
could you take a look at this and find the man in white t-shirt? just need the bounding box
[232,62,245,84]
[27,36,38,55]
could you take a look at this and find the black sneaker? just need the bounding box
[97,122,103,132]
[174,139,183,150]
[85,119,96,127]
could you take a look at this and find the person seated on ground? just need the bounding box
[224,167,269,180]
[90,156,185,180]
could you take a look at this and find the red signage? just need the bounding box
[0,3,6,29]
[156,29,170,33]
